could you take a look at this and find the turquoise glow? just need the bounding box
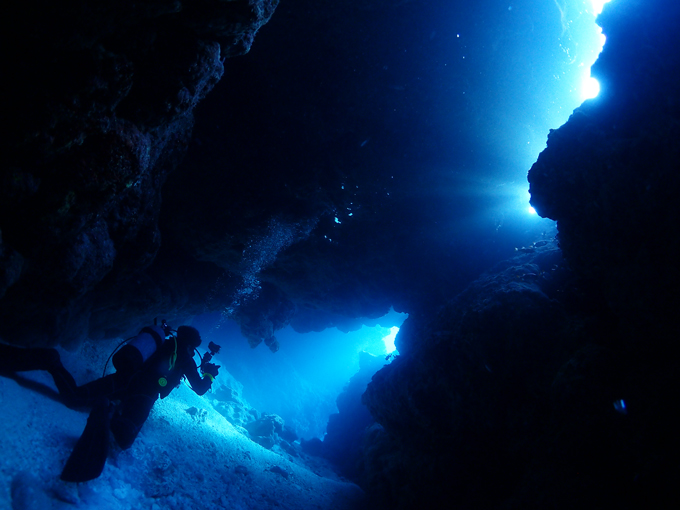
[382,327,399,354]
[591,0,612,15]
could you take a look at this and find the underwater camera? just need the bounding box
[201,341,222,366]
[200,341,222,379]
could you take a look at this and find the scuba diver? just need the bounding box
[0,323,220,482]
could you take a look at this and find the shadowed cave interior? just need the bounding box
[1,0,680,509]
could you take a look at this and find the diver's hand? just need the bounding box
[202,362,220,378]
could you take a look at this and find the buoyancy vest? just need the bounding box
[112,325,166,373]
[141,336,184,399]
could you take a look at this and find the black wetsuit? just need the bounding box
[75,337,212,448]
[0,337,212,449]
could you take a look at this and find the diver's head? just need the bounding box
[176,326,202,349]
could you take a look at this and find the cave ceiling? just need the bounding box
[1,0,586,348]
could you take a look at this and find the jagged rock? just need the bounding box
[229,283,293,351]
[280,425,298,443]
[1,0,557,350]
[246,413,285,437]
[275,440,298,458]
[153,0,559,344]
[360,1,680,503]
[322,352,387,479]
[213,400,253,429]
[361,244,587,508]
[528,0,680,348]
[210,370,259,430]
[0,0,279,346]
[244,413,286,450]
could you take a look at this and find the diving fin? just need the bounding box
[60,400,111,482]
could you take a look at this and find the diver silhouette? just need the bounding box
[0,325,220,482]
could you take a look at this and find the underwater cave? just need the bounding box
[2,0,680,509]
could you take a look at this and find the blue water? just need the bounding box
[1,1,615,508]
[192,0,609,445]
[192,309,407,439]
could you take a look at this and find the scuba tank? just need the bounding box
[111,325,166,373]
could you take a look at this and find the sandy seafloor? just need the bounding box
[0,342,364,510]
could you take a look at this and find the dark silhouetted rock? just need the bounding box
[362,243,582,509]
[322,352,387,480]
[360,2,680,507]
[528,0,680,349]
[0,0,279,346]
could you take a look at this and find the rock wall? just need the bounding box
[1,0,569,350]
[0,1,278,346]
[362,244,582,508]
[361,0,680,507]
[528,0,680,347]
[149,0,563,346]
[318,352,387,479]
[363,243,679,508]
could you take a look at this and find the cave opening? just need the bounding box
[4,0,659,507]
[190,309,408,442]
[171,0,613,482]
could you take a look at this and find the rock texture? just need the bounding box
[363,243,679,509]
[307,352,387,479]
[528,0,680,348]
[2,0,577,351]
[152,0,566,345]
[2,0,679,507]
[2,0,557,350]
[0,0,278,346]
[361,0,680,508]
[362,243,581,508]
